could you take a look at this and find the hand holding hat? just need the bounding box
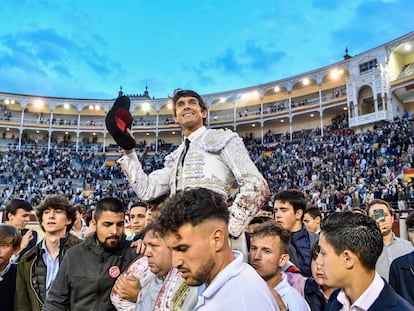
[105,96,136,150]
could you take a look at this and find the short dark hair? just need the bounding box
[273,189,307,214]
[304,206,322,219]
[130,201,147,211]
[251,221,291,254]
[172,89,207,125]
[320,212,383,270]
[36,195,77,232]
[95,197,125,220]
[366,198,393,216]
[156,188,229,235]
[5,199,33,220]
[0,224,22,248]
[406,210,414,229]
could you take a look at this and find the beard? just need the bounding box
[182,255,215,286]
[98,235,121,251]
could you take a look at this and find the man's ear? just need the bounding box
[316,216,321,224]
[296,209,303,220]
[279,253,290,268]
[342,250,355,269]
[211,227,226,251]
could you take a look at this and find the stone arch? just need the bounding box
[357,85,375,115]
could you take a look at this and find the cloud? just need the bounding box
[244,40,286,71]
[0,26,124,83]
[328,0,414,54]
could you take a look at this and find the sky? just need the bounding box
[0,0,413,100]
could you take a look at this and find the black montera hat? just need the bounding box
[105,96,136,150]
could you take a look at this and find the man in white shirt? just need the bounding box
[366,199,414,281]
[249,221,310,311]
[157,188,279,310]
[318,212,411,311]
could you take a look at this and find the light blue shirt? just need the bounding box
[41,239,60,296]
[376,234,414,282]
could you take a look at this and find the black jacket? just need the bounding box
[389,251,414,305]
[304,278,327,311]
[43,233,137,311]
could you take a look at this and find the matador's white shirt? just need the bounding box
[118,126,269,237]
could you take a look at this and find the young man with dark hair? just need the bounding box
[273,189,319,277]
[15,195,80,311]
[156,187,279,310]
[249,221,310,311]
[366,199,413,281]
[318,212,412,310]
[5,198,38,261]
[0,224,21,311]
[115,89,269,243]
[303,205,322,235]
[43,197,137,311]
[127,201,147,241]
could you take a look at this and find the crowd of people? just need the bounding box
[0,89,414,310]
[1,115,414,216]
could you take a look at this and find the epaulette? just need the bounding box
[199,129,238,153]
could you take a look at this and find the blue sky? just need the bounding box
[0,0,413,100]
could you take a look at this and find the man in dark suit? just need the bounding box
[317,212,412,311]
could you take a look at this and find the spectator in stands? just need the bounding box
[15,195,80,311]
[366,199,413,281]
[43,197,137,311]
[304,241,337,311]
[156,188,279,310]
[5,198,38,262]
[273,189,319,277]
[397,185,407,210]
[0,224,21,311]
[303,206,322,234]
[319,212,412,310]
[249,221,311,310]
[126,201,147,241]
[116,89,270,252]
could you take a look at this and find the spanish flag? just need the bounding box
[263,151,273,159]
[404,168,414,182]
[106,159,116,167]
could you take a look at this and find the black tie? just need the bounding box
[181,138,190,165]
